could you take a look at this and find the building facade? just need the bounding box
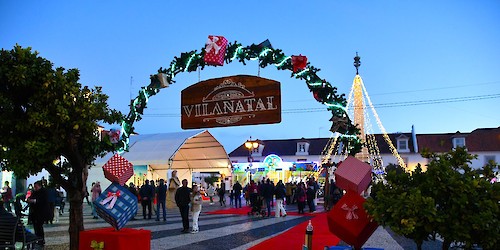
[228,126,500,185]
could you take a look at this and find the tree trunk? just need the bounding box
[442,239,451,250]
[68,188,85,250]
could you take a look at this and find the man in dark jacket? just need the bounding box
[156,179,167,221]
[139,180,154,219]
[261,179,274,217]
[27,180,50,246]
[232,181,243,208]
[175,179,191,233]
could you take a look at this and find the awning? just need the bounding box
[94,130,232,171]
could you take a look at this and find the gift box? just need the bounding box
[204,35,228,66]
[327,191,378,249]
[291,54,307,72]
[102,154,134,186]
[94,182,138,230]
[79,228,151,250]
[335,156,372,194]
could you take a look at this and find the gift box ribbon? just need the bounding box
[90,240,104,250]
[341,203,359,220]
[100,191,121,209]
[206,36,222,55]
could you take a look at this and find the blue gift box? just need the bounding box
[94,182,138,230]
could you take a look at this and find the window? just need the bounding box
[484,155,496,164]
[397,140,408,151]
[453,137,466,149]
[396,136,409,153]
[296,142,309,156]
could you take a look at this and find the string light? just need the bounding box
[116,40,356,154]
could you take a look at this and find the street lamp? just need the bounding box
[244,137,260,183]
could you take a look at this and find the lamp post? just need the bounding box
[244,137,260,183]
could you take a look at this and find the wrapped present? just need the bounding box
[204,35,228,66]
[327,191,378,249]
[79,228,151,250]
[291,54,307,72]
[102,154,134,186]
[334,156,372,194]
[94,182,138,230]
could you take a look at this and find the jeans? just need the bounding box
[156,200,166,220]
[265,198,272,217]
[234,194,242,208]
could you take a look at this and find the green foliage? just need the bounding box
[204,176,219,186]
[365,165,437,249]
[0,45,122,179]
[365,148,500,250]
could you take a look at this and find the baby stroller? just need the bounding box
[248,196,266,217]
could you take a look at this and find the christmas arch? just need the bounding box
[116,36,361,155]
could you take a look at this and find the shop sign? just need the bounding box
[181,75,281,129]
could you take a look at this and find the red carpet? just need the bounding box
[206,207,340,249]
[249,212,340,250]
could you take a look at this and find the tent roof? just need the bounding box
[94,130,232,170]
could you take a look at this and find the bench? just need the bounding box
[0,216,39,249]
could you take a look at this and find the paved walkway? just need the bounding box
[27,199,441,249]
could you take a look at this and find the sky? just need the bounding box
[1,0,499,153]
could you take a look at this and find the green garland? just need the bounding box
[117,41,362,155]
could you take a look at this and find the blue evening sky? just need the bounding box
[1,1,499,152]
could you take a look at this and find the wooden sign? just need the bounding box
[181,75,281,129]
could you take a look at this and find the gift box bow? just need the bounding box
[206,36,222,55]
[100,191,121,209]
[342,203,359,220]
[90,240,104,250]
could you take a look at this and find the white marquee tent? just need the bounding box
[89,130,232,189]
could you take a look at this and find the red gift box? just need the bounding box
[204,35,228,66]
[335,156,372,194]
[291,54,307,72]
[327,191,378,249]
[79,227,151,250]
[102,154,134,186]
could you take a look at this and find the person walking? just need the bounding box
[274,180,287,217]
[91,182,102,219]
[26,180,51,247]
[46,183,57,224]
[127,182,138,220]
[150,180,157,217]
[156,179,167,222]
[139,180,154,219]
[296,182,307,214]
[1,181,13,212]
[218,182,226,207]
[232,181,243,208]
[306,181,316,213]
[207,184,216,205]
[175,179,191,233]
[261,179,274,217]
[190,184,203,233]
